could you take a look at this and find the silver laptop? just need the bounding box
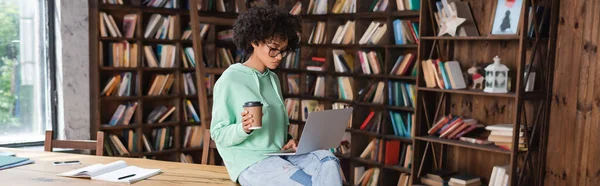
[264,108,353,156]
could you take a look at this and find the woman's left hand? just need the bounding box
[282,139,297,151]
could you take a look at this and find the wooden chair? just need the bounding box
[201,129,220,165]
[44,130,105,156]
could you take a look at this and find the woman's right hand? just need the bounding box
[241,110,254,133]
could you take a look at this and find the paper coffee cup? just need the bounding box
[243,101,263,130]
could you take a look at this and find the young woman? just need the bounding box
[210,4,344,186]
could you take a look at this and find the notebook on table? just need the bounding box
[0,156,34,170]
[57,160,161,184]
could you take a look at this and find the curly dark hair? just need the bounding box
[233,5,301,57]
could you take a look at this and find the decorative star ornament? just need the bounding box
[437,0,466,36]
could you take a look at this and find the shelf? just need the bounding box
[142,7,187,14]
[385,105,414,112]
[390,11,420,17]
[99,67,138,71]
[180,146,204,152]
[143,39,180,43]
[143,149,178,156]
[381,134,413,143]
[100,124,139,130]
[301,43,355,48]
[388,75,417,81]
[98,4,139,12]
[145,121,179,128]
[182,121,202,126]
[354,73,388,79]
[350,129,412,143]
[203,68,226,74]
[143,95,179,100]
[421,36,521,41]
[415,136,511,155]
[417,87,517,98]
[99,37,138,42]
[352,157,411,173]
[356,12,390,18]
[182,68,197,72]
[141,67,178,71]
[197,11,238,18]
[386,44,419,49]
[100,96,140,101]
[184,94,199,99]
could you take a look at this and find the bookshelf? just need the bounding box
[89,0,238,164]
[413,0,558,186]
[278,0,421,185]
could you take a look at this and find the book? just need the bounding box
[57,160,161,184]
[0,156,33,170]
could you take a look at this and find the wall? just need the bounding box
[545,0,600,185]
[54,0,90,140]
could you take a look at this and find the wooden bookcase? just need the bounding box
[277,0,421,185]
[89,0,238,163]
[412,0,558,186]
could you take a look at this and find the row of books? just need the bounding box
[217,29,234,41]
[289,1,302,15]
[388,81,415,107]
[358,21,387,45]
[106,100,199,126]
[421,60,468,90]
[145,14,176,39]
[101,73,136,97]
[147,74,175,96]
[331,0,356,14]
[331,21,355,44]
[308,21,327,44]
[104,133,133,156]
[392,19,419,44]
[99,12,135,38]
[108,102,138,126]
[396,0,420,11]
[146,105,176,124]
[102,0,124,4]
[182,73,197,96]
[338,76,355,100]
[357,81,385,103]
[216,47,235,68]
[181,23,210,40]
[144,44,176,68]
[143,0,179,8]
[428,116,483,140]
[180,153,195,163]
[359,138,412,168]
[280,50,301,69]
[355,167,380,186]
[306,0,328,15]
[182,47,198,67]
[102,41,139,68]
[196,0,239,12]
[357,110,412,137]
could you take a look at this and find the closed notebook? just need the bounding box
[0,156,33,170]
[57,160,161,184]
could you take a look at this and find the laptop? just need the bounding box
[264,108,353,156]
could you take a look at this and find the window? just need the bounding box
[0,0,55,145]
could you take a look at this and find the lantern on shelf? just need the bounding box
[484,55,509,93]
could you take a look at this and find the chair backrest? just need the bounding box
[44,130,105,156]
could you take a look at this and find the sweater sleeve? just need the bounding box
[210,79,251,147]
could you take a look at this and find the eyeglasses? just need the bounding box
[266,45,292,58]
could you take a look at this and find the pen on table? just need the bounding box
[62,160,80,163]
[118,174,136,180]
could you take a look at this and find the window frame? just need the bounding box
[0,0,58,147]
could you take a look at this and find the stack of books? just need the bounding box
[486,124,527,150]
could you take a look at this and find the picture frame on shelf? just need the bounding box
[490,0,524,35]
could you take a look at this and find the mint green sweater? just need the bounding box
[210,63,289,182]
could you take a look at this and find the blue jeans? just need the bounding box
[238,150,343,186]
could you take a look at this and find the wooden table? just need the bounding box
[0,148,236,186]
